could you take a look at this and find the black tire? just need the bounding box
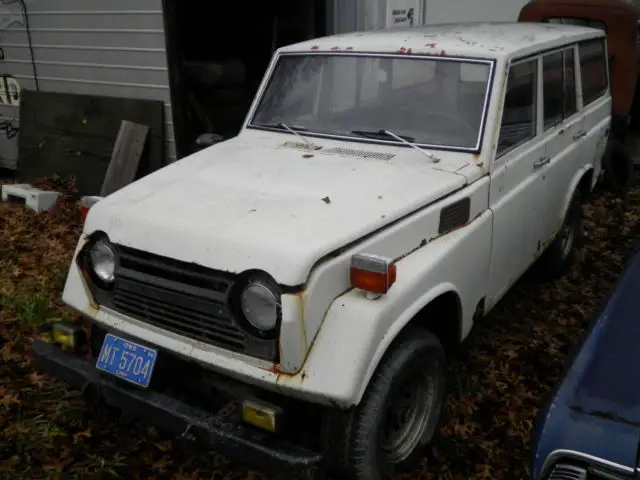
[323,327,446,480]
[602,138,634,195]
[540,190,582,279]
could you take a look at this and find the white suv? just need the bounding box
[34,22,611,480]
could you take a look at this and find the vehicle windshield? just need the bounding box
[249,54,494,150]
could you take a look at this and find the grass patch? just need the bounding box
[5,294,50,326]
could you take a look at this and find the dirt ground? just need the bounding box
[1,176,639,480]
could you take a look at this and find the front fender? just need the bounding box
[277,210,492,407]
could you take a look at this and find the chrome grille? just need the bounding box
[546,462,630,480]
[548,464,587,480]
[104,245,277,361]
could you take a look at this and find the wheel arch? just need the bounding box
[354,284,465,404]
[561,165,593,223]
[410,290,463,357]
[577,167,594,200]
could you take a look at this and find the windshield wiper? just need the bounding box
[257,122,321,150]
[351,129,440,163]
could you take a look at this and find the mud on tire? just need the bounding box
[322,327,446,480]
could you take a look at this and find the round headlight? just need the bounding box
[240,281,279,332]
[88,240,116,284]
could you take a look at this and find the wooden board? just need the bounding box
[17,90,165,196]
[100,121,150,196]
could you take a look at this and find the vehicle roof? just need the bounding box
[279,22,606,60]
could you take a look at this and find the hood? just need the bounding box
[85,135,469,286]
[531,243,640,477]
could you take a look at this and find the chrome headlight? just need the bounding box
[87,239,116,285]
[240,280,280,332]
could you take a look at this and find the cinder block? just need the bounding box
[1,183,60,213]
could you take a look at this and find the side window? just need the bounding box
[579,38,608,106]
[497,59,537,156]
[564,48,577,117]
[543,47,577,129]
[543,52,564,128]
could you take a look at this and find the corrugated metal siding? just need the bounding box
[0,0,174,169]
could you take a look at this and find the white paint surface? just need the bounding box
[85,134,469,287]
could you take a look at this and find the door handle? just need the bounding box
[573,130,587,140]
[534,156,550,169]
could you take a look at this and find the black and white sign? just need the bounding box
[386,0,422,28]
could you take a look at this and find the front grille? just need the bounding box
[547,463,628,480]
[548,464,587,480]
[101,245,277,361]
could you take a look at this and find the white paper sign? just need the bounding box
[386,0,421,29]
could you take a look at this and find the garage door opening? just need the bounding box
[162,0,328,160]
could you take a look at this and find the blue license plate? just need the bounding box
[95,333,158,388]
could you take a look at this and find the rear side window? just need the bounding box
[497,59,537,156]
[579,39,608,106]
[543,48,577,129]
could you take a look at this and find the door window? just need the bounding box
[543,47,577,130]
[497,59,538,156]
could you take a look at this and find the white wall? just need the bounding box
[0,0,173,169]
[332,0,530,34]
[424,0,529,25]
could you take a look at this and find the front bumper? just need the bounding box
[32,339,324,479]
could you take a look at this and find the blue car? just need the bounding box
[530,242,640,479]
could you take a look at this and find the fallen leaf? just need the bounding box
[155,440,172,452]
[27,371,46,388]
[73,429,92,443]
[151,457,172,472]
[0,392,20,408]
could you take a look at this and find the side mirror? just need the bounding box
[194,133,224,151]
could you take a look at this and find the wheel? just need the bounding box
[602,138,634,195]
[540,190,582,279]
[322,327,446,480]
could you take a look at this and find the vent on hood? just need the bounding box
[281,141,395,160]
[323,147,395,161]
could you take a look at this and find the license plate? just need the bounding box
[95,333,158,389]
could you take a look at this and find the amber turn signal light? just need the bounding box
[52,322,86,351]
[241,399,283,433]
[350,253,397,295]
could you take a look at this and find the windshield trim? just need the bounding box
[245,51,497,154]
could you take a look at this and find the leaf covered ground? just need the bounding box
[1,176,639,479]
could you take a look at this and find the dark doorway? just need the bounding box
[161,0,328,159]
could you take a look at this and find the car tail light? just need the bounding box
[350,253,397,295]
